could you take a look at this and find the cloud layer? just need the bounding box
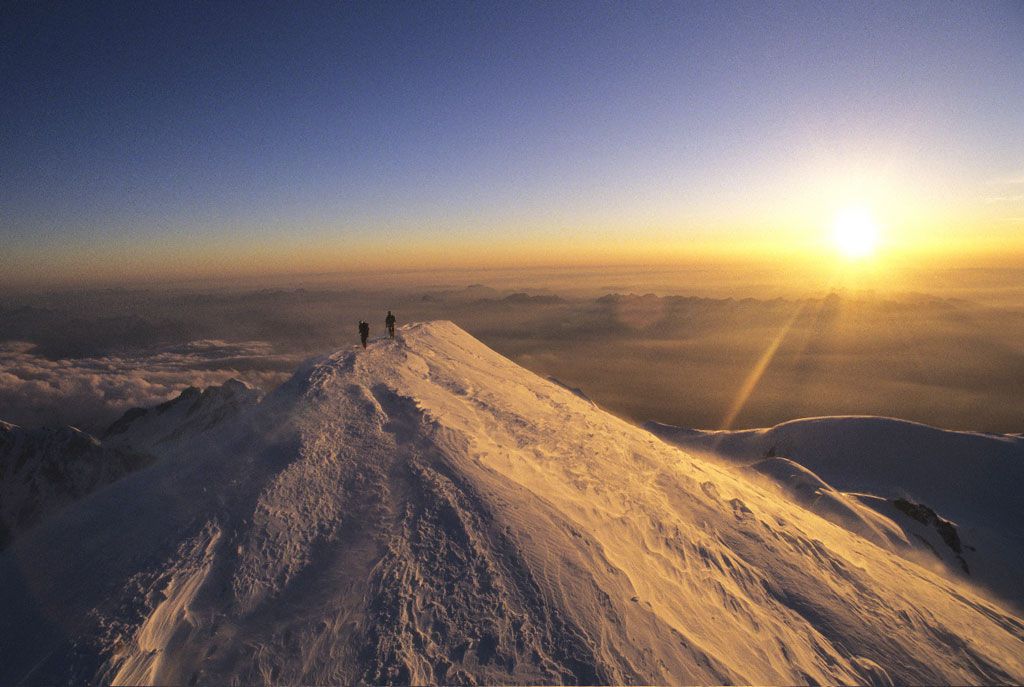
[0,339,299,431]
[2,271,1022,434]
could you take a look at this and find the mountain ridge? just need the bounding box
[1,322,1022,685]
[647,415,1024,611]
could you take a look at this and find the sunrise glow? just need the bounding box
[831,207,880,260]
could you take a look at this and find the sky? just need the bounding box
[2,1,1023,285]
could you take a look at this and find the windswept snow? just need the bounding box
[1,322,1022,685]
[648,417,1024,612]
[645,416,1024,537]
[546,377,596,406]
[743,456,913,552]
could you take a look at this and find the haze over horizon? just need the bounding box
[3,2,1023,286]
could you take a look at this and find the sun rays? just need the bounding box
[718,303,807,431]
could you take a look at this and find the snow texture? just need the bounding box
[1,322,1022,685]
[648,416,1024,613]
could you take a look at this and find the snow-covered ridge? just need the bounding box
[0,378,260,550]
[0,421,151,547]
[645,416,1024,534]
[1,322,1022,685]
[647,416,1024,611]
[103,377,261,451]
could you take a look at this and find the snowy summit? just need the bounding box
[1,322,1022,685]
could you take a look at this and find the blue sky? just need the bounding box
[2,1,1022,282]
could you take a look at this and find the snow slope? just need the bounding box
[645,417,1024,536]
[742,456,913,553]
[103,377,262,451]
[0,380,260,551]
[1,322,1022,685]
[648,417,1024,612]
[0,421,152,548]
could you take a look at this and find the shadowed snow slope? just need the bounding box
[1,322,1022,685]
[0,422,153,547]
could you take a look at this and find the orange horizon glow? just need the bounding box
[5,218,1022,289]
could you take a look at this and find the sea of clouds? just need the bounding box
[1,274,1021,434]
[0,339,300,430]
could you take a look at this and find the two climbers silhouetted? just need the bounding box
[358,312,395,348]
[385,311,396,339]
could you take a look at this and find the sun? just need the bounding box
[831,206,879,259]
